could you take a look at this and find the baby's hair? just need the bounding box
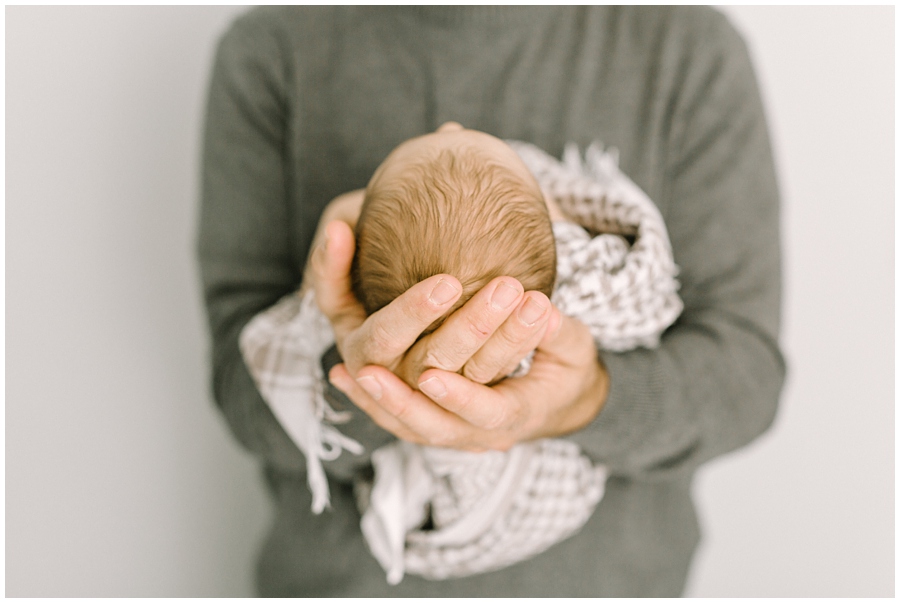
[351,144,556,330]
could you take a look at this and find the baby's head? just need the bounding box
[351,125,555,329]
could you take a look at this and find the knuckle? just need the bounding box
[411,293,441,323]
[462,360,497,385]
[482,407,508,432]
[467,317,493,339]
[423,347,456,372]
[496,324,522,347]
[362,320,395,363]
[390,398,415,423]
[393,362,419,390]
[495,361,522,383]
[482,395,525,433]
[449,391,475,416]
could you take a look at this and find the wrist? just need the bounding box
[559,354,608,437]
[560,319,609,434]
[583,354,610,423]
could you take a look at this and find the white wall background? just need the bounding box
[685,5,895,597]
[5,6,894,597]
[6,6,265,597]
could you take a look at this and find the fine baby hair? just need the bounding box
[351,140,556,330]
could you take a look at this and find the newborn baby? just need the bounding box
[351,124,556,331]
[240,124,684,583]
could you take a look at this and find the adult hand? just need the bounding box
[299,189,365,297]
[310,217,609,451]
[310,218,558,384]
[328,311,609,452]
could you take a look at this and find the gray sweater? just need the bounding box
[198,6,785,597]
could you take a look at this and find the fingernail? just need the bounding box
[518,297,547,326]
[429,278,459,306]
[419,377,447,400]
[356,375,382,401]
[490,282,520,310]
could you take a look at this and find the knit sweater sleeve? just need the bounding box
[198,13,397,479]
[199,12,403,483]
[566,13,785,479]
[197,16,312,473]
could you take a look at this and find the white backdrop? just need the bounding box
[687,5,894,597]
[5,6,894,597]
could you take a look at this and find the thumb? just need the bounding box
[537,303,563,349]
[312,220,366,339]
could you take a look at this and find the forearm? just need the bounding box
[215,327,309,471]
[567,11,785,479]
[569,306,784,479]
[199,15,391,480]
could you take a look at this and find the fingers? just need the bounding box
[331,363,489,451]
[329,313,605,453]
[542,305,563,346]
[312,219,463,375]
[328,189,366,228]
[341,274,463,375]
[416,315,602,442]
[312,220,367,343]
[417,369,520,450]
[311,220,462,374]
[515,314,608,437]
[328,364,423,444]
[460,291,558,384]
[399,277,525,382]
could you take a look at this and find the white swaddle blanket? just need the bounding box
[239,141,683,584]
